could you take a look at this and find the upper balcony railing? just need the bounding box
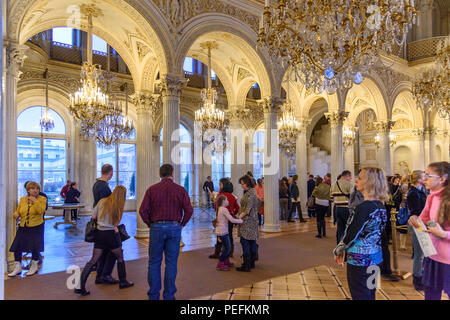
[407,36,447,62]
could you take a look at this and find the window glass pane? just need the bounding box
[211,70,217,80]
[43,139,66,202]
[253,151,264,180]
[92,34,107,53]
[160,128,163,142]
[224,150,231,179]
[17,106,66,135]
[160,145,163,167]
[211,151,224,192]
[97,145,117,190]
[183,57,194,73]
[180,146,192,195]
[118,143,137,200]
[17,137,41,201]
[254,130,265,150]
[180,124,191,143]
[52,27,73,45]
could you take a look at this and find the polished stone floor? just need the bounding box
[22,208,323,275]
[194,265,449,300]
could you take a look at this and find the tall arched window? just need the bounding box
[17,106,68,202]
[211,150,231,191]
[96,130,137,200]
[253,129,265,180]
[160,124,193,195]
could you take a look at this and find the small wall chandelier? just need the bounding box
[375,132,397,148]
[194,41,228,150]
[412,36,449,120]
[343,126,357,150]
[258,0,416,94]
[40,68,55,132]
[68,12,109,138]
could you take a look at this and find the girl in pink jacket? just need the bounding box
[409,161,450,300]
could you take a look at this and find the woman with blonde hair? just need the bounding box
[8,182,47,277]
[333,167,389,300]
[75,186,133,296]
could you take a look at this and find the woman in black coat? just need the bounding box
[406,170,427,291]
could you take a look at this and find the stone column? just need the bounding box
[132,92,159,238]
[158,75,187,184]
[375,121,395,175]
[325,111,348,181]
[412,128,426,170]
[229,109,247,203]
[443,131,450,162]
[424,127,437,164]
[0,24,4,299]
[76,130,96,214]
[259,98,281,233]
[296,118,310,215]
[3,43,27,267]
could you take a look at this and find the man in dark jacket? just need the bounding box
[307,175,316,218]
[287,175,306,223]
[202,176,214,208]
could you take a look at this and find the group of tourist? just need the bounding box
[7,159,449,301]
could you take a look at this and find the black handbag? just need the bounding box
[118,224,130,242]
[85,219,97,243]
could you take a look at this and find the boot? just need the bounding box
[224,258,234,267]
[25,260,39,276]
[216,261,230,271]
[75,262,95,296]
[413,275,424,291]
[8,262,22,277]
[236,255,251,272]
[315,223,322,238]
[208,242,222,259]
[117,261,134,289]
[400,234,407,250]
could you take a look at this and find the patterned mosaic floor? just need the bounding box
[193,265,449,300]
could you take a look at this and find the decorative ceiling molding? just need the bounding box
[151,0,259,32]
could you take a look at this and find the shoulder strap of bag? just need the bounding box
[336,181,350,198]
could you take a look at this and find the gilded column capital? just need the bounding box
[412,128,425,137]
[131,92,161,120]
[157,74,188,98]
[6,42,28,80]
[325,111,349,126]
[375,120,396,133]
[258,97,284,114]
[297,117,312,131]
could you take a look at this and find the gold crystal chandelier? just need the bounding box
[412,36,450,120]
[69,13,109,138]
[195,41,228,149]
[278,75,301,158]
[94,69,134,148]
[278,102,301,158]
[258,0,416,94]
[40,68,55,132]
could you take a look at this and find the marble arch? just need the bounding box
[391,90,423,128]
[8,0,173,92]
[174,16,276,108]
[345,77,389,126]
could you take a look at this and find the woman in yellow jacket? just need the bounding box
[8,181,47,277]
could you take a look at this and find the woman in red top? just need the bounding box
[209,178,240,259]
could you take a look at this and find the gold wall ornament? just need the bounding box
[412,36,450,121]
[257,0,416,94]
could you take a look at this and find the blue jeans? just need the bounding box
[335,207,350,244]
[218,235,231,262]
[147,222,181,300]
[408,225,424,277]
